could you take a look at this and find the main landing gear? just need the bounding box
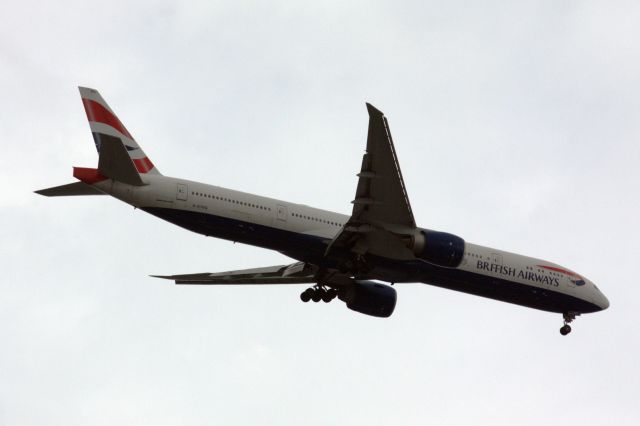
[560,311,580,336]
[300,285,338,303]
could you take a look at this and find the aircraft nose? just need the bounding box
[599,292,610,310]
[590,280,609,311]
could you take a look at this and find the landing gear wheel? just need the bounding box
[560,325,572,336]
[311,289,322,303]
[559,311,579,336]
[301,286,337,304]
[300,289,312,303]
[326,288,338,301]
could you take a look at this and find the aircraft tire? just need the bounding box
[560,325,571,336]
[300,290,312,302]
[326,288,338,300]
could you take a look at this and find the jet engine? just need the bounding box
[339,281,397,318]
[411,229,465,268]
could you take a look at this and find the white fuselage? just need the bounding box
[97,173,610,314]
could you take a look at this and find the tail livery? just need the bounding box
[36,87,160,196]
[79,87,159,175]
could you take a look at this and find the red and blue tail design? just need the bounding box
[79,87,160,175]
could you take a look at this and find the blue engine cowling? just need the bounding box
[413,229,465,268]
[339,281,397,318]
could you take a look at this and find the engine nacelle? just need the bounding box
[339,281,397,318]
[412,228,465,268]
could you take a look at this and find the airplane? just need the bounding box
[36,87,609,335]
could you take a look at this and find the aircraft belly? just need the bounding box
[416,264,600,314]
[141,206,329,255]
[138,206,600,315]
[351,255,600,314]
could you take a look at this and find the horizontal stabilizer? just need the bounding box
[35,181,105,197]
[97,135,144,186]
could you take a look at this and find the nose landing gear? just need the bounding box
[560,311,580,336]
[300,285,338,303]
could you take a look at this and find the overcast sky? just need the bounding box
[2,1,639,424]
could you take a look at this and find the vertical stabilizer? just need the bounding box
[78,87,161,175]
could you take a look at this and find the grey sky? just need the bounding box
[2,1,639,424]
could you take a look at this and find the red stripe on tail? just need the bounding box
[132,157,154,173]
[82,98,133,139]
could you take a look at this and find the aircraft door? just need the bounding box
[177,183,188,201]
[276,204,288,222]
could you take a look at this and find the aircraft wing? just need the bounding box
[153,262,320,285]
[326,104,418,262]
[152,261,356,287]
[351,103,416,228]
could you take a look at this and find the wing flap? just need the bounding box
[152,262,319,285]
